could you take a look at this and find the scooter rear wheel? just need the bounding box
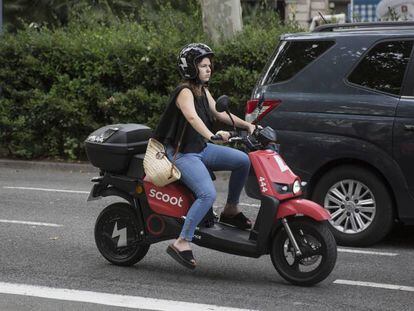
[95,202,149,266]
[270,218,337,286]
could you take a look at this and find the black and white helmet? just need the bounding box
[177,43,214,79]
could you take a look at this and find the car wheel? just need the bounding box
[311,165,394,246]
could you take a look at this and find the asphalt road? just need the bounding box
[0,160,413,310]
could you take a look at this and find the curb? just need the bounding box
[0,158,98,173]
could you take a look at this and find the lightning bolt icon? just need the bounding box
[112,222,127,248]
[179,57,188,70]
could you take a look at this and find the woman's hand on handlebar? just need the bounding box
[215,130,231,142]
[247,123,256,135]
[210,130,239,142]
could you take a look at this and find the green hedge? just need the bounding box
[0,6,299,160]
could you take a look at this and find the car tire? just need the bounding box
[311,165,394,246]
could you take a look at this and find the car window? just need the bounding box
[259,40,335,85]
[348,40,414,96]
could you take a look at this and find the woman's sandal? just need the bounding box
[166,244,196,270]
[219,212,252,230]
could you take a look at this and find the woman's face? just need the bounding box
[197,57,212,83]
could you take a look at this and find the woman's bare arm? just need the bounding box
[176,88,215,140]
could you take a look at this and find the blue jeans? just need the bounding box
[166,143,250,241]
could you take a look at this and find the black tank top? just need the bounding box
[180,91,213,153]
[154,85,214,154]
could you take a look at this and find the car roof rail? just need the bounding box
[313,21,414,32]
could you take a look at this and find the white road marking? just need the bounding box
[214,202,260,209]
[334,279,414,292]
[239,202,260,207]
[338,248,398,256]
[0,219,63,227]
[0,282,255,311]
[3,186,89,194]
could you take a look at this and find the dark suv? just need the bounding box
[247,22,414,246]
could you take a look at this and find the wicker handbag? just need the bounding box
[143,124,187,187]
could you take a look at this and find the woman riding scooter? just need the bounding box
[154,43,256,269]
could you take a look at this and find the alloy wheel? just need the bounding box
[324,179,376,234]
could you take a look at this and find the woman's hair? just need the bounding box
[179,80,206,97]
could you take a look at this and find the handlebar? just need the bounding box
[210,131,239,141]
[228,136,244,143]
[210,135,245,145]
[210,134,224,141]
[210,125,277,151]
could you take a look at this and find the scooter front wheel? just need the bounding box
[270,218,337,286]
[95,202,149,266]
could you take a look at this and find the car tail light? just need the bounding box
[245,99,281,123]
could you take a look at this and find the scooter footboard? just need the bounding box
[276,199,330,221]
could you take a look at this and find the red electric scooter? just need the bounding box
[85,95,337,286]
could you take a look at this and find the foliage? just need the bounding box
[0,5,300,160]
[3,0,201,31]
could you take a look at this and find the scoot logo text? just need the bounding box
[149,189,184,207]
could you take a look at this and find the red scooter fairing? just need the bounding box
[276,199,331,221]
[249,149,302,200]
[143,176,194,218]
[249,149,330,222]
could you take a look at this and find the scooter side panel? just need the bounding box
[143,177,194,218]
[276,198,331,221]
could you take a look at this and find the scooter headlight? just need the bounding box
[292,180,301,194]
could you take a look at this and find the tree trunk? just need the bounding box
[200,0,243,44]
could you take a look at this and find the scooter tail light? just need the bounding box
[245,99,282,124]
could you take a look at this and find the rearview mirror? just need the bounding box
[216,95,230,113]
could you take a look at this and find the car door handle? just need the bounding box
[404,124,414,131]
